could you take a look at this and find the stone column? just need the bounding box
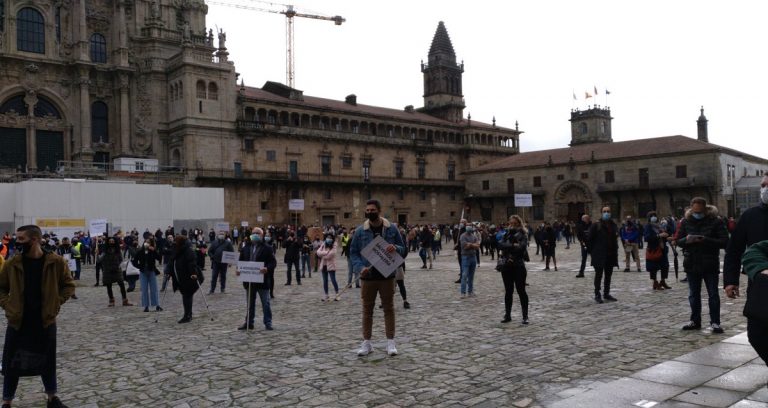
[78,0,88,61]
[119,74,130,155]
[79,69,92,159]
[26,118,37,172]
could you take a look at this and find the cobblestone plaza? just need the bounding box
[4,244,765,407]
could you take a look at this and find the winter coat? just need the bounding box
[643,222,669,273]
[587,220,620,269]
[284,240,302,262]
[724,204,768,286]
[101,247,124,284]
[497,228,529,270]
[677,205,729,274]
[349,217,407,280]
[170,245,201,295]
[316,243,338,271]
[133,247,161,274]
[208,238,234,263]
[742,240,768,282]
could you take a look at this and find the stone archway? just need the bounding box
[553,180,594,221]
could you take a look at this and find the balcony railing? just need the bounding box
[195,168,464,187]
[595,175,717,193]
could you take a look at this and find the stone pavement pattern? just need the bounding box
[1,243,752,407]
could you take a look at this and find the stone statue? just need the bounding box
[218,29,226,50]
[150,0,161,19]
[182,20,190,41]
[208,28,214,45]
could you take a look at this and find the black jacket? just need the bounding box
[724,204,768,286]
[239,242,277,290]
[677,205,729,274]
[497,228,528,269]
[170,245,201,295]
[587,220,619,269]
[132,247,161,274]
[284,240,302,262]
[208,238,234,263]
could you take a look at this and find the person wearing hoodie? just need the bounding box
[676,197,729,333]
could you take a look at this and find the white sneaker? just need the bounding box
[357,340,373,356]
[386,339,398,356]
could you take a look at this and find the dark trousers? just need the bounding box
[286,259,300,284]
[396,279,407,300]
[502,266,528,319]
[74,258,81,280]
[2,325,57,401]
[182,293,193,318]
[687,272,720,325]
[106,281,127,300]
[95,262,102,284]
[748,318,768,365]
[456,251,463,280]
[579,245,588,274]
[594,266,614,295]
[210,261,228,292]
[322,267,339,295]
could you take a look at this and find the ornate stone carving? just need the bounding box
[86,6,111,32]
[133,115,153,152]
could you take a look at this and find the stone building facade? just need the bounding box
[0,3,520,226]
[464,107,768,223]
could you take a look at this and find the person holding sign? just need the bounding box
[349,199,407,357]
[236,228,276,331]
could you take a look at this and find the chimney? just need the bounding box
[404,105,414,113]
[697,106,708,143]
[345,94,357,105]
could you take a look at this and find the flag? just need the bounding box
[594,85,598,95]
[585,91,592,99]
[605,89,611,95]
[572,91,577,101]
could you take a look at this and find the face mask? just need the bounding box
[650,216,658,223]
[602,213,611,221]
[15,242,31,254]
[250,234,261,242]
[366,212,379,222]
[692,212,704,220]
[144,242,150,248]
[325,239,333,245]
[761,186,768,205]
[265,237,272,243]
[465,226,474,233]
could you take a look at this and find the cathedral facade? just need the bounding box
[0,2,520,226]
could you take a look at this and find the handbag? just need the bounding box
[125,259,140,276]
[646,245,663,262]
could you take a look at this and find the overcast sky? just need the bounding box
[205,0,767,155]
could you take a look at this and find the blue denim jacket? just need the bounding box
[349,218,407,278]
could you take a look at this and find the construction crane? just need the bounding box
[206,0,345,88]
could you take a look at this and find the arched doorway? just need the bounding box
[0,94,66,171]
[554,181,594,221]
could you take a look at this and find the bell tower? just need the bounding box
[421,21,465,123]
[569,106,613,146]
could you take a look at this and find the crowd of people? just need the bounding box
[0,172,767,407]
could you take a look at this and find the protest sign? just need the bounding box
[360,236,403,278]
[237,261,265,283]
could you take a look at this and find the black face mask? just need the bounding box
[366,212,379,222]
[15,242,32,254]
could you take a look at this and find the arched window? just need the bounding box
[91,101,109,143]
[579,122,588,135]
[208,82,218,100]
[90,33,107,63]
[17,7,45,54]
[34,96,61,118]
[0,95,28,115]
[196,80,206,99]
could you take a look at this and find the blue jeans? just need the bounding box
[74,258,81,279]
[210,261,228,292]
[245,285,272,326]
[322,267,339,295]
[347,256,359,286]
[688,272,720,325]
[139,271,159,307]
[461,255,477,295]
[300,254,310,274]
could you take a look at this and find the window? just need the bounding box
[135,161,145,171]
[420,211,427,218]
[579,122,588,135]
[352,124,359,134]
[17,8,45,54]
[482,180,490,190]
[261,201,268,210]
[533,176,542,187]
[420,190,426,200]
[676,165,687,179]
[266,150,276,161]
[55,6,60,42]
[507,178,515,194]
[289,160,298,179]
[533,204,544,220]
[196,80,206,99]
[394,160,403,179]
[344,212,351,219]
[638,202,655,217]
[639,168,649,187]
[362,159,370,181]
[90,33,107,63]
[557,174,564,180]
[605,170,615,183]
[243,139,254,151]
[417,159,426,179]
[341,156,352,169]
[208,82,218,100]
[323,189,332,200]
[450,211,456,217]
[0,0,5,32]
[447,162,455,181]
[91,101,109,143]
[321,155,331,176]
[198,100,202,113]
[290,189,300,199]
[581,172,589,179]
[398,189,404,200]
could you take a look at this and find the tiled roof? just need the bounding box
[467,135,768,174]
[241,85,513,132]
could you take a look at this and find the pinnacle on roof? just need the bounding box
[428,21,456,58]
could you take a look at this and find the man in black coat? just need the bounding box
[587,206,620,304]
[575,214,592,278]
[283,233,302,285]
[237,227,277,331]
[207,234,234,294]
[724,173,768,356]
[677,197,729,333]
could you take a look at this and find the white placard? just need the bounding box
[89,219,108,236]
[221,251,238,265]
[214,222,230,234]
[63,254,77,271]
[256,216,263,222]
[237,261,265,283]
[288,199,305,211]
[241,221,249,227]
[360,236,404,278]
[514,194,533,208]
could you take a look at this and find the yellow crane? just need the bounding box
[206,0,345,88]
